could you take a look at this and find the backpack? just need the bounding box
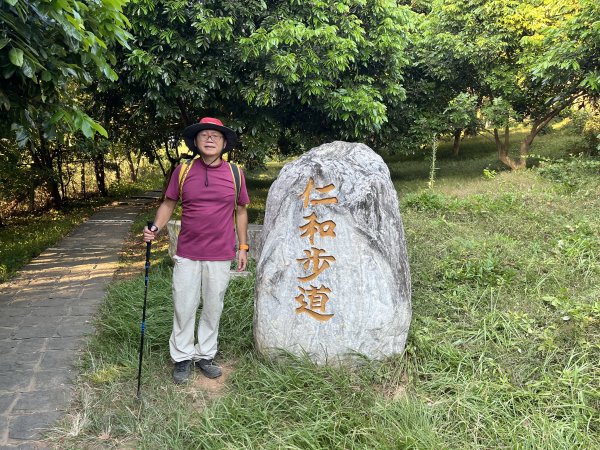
[177,158,242,212]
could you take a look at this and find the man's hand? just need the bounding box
[143,198,177,244]
[237,249,248,272]
[143,225,159,243]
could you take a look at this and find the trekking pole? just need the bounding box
[137,221,154,398]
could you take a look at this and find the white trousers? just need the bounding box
[169,256,232,362]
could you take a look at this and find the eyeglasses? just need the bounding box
[197,133,224,142]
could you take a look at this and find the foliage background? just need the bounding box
[2,0,599,214]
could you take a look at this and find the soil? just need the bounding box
[191,360,236,400]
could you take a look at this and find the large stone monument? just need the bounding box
[254,141,412,364]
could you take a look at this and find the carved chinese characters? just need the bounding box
[295,178,338,321]
[295,285,333,322]
[255,141,412,365]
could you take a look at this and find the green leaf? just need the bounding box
[49,110,65,124]
[81,120,93,138]
[73,113,83,129]
[0,38,10,50]
[91,121,108,138]
[6,0,18,6]
[104,66,118,81]
[9,48,24,67]
[21,59,34,79]
[11,123,30,148]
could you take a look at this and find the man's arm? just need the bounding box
[235,204,249,271]
[143,198,177,242]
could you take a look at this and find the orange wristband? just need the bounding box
[239,244,249,251]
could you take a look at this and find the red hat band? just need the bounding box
[199,117,224,126]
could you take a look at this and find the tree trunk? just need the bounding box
[28,183,35,212]
[57,146,66,200]
[495,126,518,170]
[93,153,108,196]
[125,150,137,182]
[136,151,143,175]
[81,161,86,198]
[154,148,167,177]
[164,139,176,165]
[518,115,558,169]
[519,136,534,169]
[114,156,121,183]
[47,176,62,209]
[35,133,62,209]
[163,165,176,198]
[63,162,74,198]
[452,128,462,157]
[176,97,192,126]
[163,139,179,175]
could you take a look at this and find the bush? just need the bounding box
[537,156,600,188]
[402,191,452,211]
[569,108,600,156]
[582,115,600,156]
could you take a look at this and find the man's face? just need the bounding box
[195,130,226,159]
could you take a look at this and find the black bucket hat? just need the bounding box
[182,117,238,152]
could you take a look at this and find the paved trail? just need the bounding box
[0,196,158,449]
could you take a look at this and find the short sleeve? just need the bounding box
[237,168,250,206]
[165,164,183,201]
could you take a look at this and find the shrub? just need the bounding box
[569,108,600,156]
[537,156,600,188]
[402,191,451,211]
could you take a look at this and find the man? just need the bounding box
[143,117,250,383]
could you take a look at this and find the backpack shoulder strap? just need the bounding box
[228,162,242,228]
[228,162,241,208]
[178,158,196,200]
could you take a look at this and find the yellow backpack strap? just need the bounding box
[178,158,196,200]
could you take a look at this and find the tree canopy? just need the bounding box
[1,0,600,209]
[97,0,415,169]
[1,0,131,138]
[1,0,131,208]
[415,0,600,168]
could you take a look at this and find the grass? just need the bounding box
[387,122,587,195]
[245,160,290,224]
[50,127,600,448]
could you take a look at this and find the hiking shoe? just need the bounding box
[173,360,192,384]
[195,359,222,379]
